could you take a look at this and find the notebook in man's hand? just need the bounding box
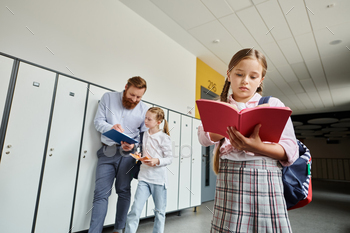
[103,129,138,144]
[196,99,292,143]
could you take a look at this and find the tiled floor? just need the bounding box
[100,179,350,233]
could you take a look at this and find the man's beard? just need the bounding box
[122,91,140,109]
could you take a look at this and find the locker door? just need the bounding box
[0,55,14,129]
[0,62,56,232]
[164,111,180,213]
[72,85,117,232]
[178,115,192,209]
[146,105,168,217]
[35,75,87,233]
[191,119,202,207]
[129,102,152,218]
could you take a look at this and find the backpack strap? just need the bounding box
[258,96,271,105]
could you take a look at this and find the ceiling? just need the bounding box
[120,0,350,117]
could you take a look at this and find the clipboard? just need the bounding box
[103,129,138,144]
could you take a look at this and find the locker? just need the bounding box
[178,115,192,209]
[191,119,202,207]
[34,75,88,232]
[146,105,168,216]
[0,55,14,130]
[163,111,180,213]
[128,100,150,218]
[72,86,117,231]
[0,62,56,232]
[338,159,345,180]
[321,159,328,179]
[311,159,318,179]
[344,160,350,181]
[129,179,146,219]
[332,159,339,180]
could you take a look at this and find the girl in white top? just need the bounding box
[125,107,172,233]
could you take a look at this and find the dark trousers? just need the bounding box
[88,145,137,233]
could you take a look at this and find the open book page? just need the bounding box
[196,99,239,138]
[196,99,292,143]
[239,106,292,142]
[130,153,151,161]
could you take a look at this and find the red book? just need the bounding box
[196,99,292,143]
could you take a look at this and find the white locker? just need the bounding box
[72,86,118,232]
[35,75,88,233]
[128,102,152,218]
[146,106,168,217]
[129,179,146,219]
[191,118,202,207]
[0,55,14,127]
[178,115,192,209]
[163,111,180,213]
[0,62,56,232]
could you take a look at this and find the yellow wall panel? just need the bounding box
[195,58,225,119]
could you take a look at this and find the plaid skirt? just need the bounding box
[211,159,292,233]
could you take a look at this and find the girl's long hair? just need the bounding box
[212,48,267,174]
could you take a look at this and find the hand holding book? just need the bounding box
[196,99,292,143]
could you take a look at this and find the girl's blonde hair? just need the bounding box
[213,48,267,174]
[147,107,170,136]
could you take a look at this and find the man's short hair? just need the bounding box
[126,76,147,92]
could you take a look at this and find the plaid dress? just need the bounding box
[211,159,292,233]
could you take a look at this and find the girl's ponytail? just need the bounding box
[212,78,231,174]
[163,119,170,136]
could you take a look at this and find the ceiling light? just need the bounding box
[329,39,342,45]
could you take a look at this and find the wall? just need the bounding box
[195,58,225,119]
[304,138,350,181]
[0,0,196,115]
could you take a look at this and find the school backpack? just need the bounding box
[258,96,312,210]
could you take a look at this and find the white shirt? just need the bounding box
[138,130,173,187]
[94,91,149,146]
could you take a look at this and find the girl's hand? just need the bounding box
[209,132,225,142]
[226,124,263,153]
[143,158,160,167]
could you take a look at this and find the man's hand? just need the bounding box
[121,141,134,151]
[112,124,124,133]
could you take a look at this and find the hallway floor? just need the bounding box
[101,179,350,233]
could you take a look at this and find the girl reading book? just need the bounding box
[198,48,298,233]
[125,107,172,233]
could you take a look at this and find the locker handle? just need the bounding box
[7,145,12,148]
[5,151,10,154]
[49,154,53,157]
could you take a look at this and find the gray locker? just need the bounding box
[0,62,56,232]
[191,118,202,207]
[72,85,117,232]
[165,111,180,213]
[0,55,14,129]
[146,105,167,217]
[35,75,88,232]
[178,115,192,209]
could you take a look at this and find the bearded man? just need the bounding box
[89,76,149,233]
